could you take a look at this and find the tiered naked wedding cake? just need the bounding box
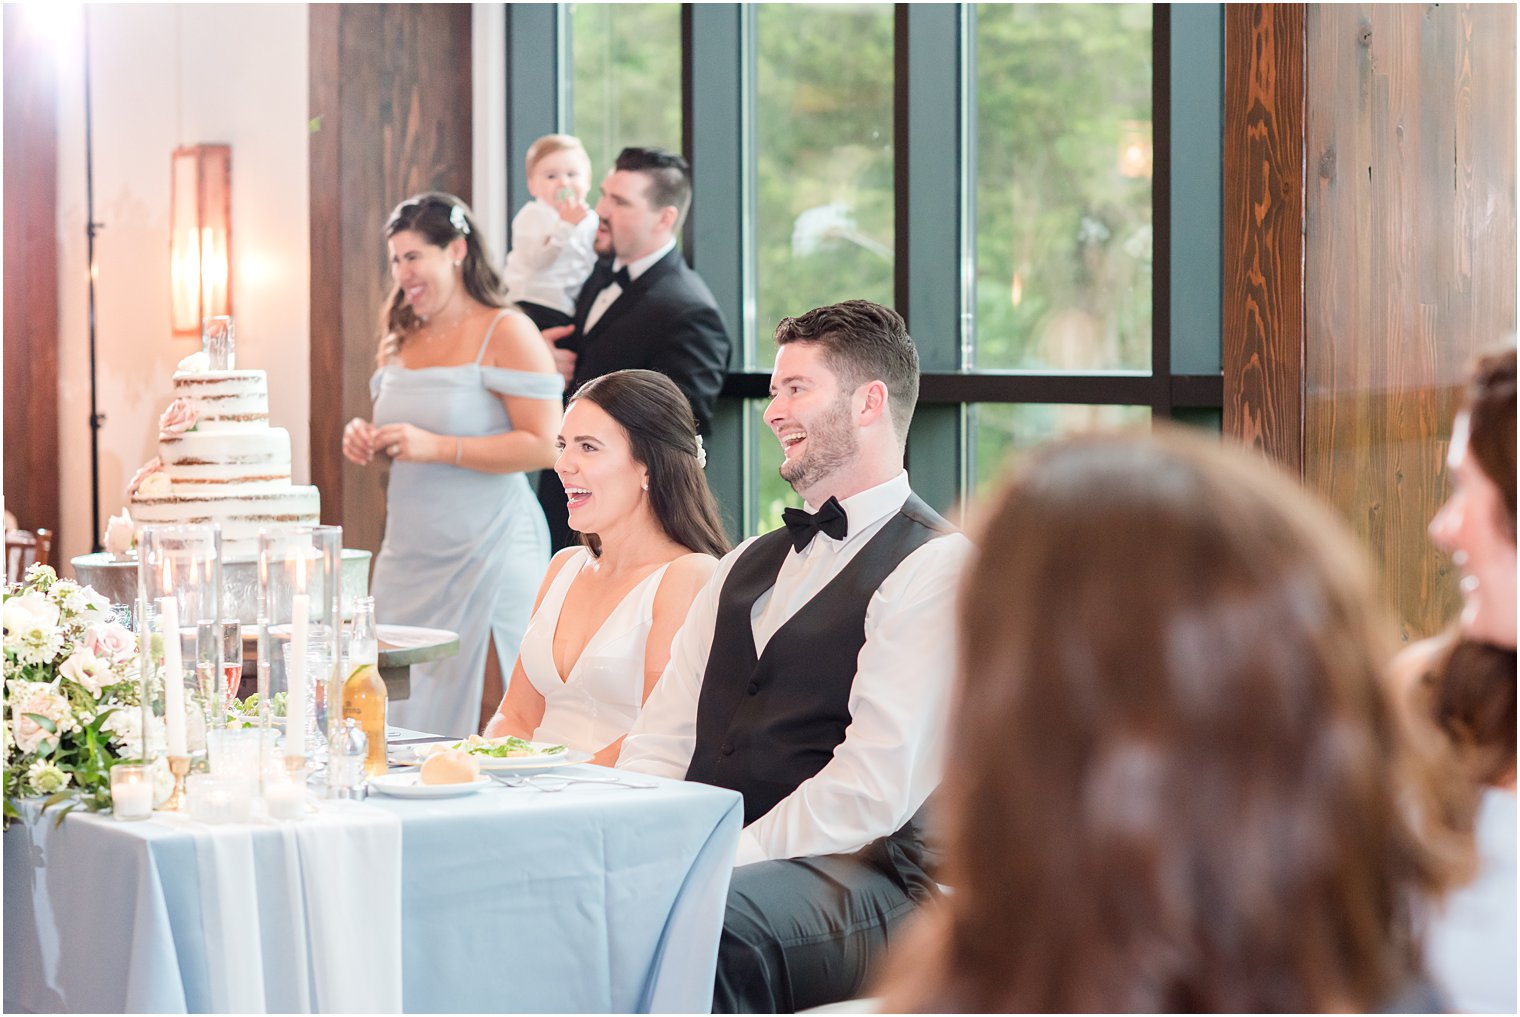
[125,351,319,558]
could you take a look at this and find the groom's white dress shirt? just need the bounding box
[619,471,973,867]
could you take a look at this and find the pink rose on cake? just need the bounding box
[158,398,198,440]
[127,458,164,497]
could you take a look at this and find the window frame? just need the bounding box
[514,2,1225,536]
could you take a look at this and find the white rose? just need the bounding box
[3,593,64,665]
[104,510,136,557]
[6,680,75,755]
[100,702,144,755]
[137,472,173,498]
[78,588,112,625]
[177,350,210,372]
[59,648,113,696]
[84,620,136,663]
[55,583,111,626]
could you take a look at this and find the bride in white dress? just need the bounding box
[483,370,729,764]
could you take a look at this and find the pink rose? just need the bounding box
[83,620,135,663]
[127,458,163,497]
[103,509,135,556]
[158,398,198,440]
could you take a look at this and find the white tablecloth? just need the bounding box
[4,767,742,1013]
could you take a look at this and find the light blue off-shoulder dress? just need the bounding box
[369,311,565,737]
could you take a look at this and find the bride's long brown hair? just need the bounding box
[376,193,507,365]
[880,428,1459,1013]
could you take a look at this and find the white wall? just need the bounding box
[56,4,309,566]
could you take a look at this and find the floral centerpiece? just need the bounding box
[3,564,143,824]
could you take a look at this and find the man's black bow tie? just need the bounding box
[608,265,631,290]
[781,496,849,552]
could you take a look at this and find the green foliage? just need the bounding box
[974,3,1153,371]
[570,4,683,182]
[752,4,895,365]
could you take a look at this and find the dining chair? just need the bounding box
[5,527,51,584]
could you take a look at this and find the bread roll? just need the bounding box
[419,748,481,785]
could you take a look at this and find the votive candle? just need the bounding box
[111,765,153,821]
[264,778,306,821]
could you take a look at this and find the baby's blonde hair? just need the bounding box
[525,134,590,177]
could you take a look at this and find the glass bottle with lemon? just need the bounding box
[342,596,387,776]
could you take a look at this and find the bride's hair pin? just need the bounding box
[449,204,471,236]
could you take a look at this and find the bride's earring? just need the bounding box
[641,481,649,492]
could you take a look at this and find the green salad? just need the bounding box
[452,735,566,758]
[227,692,287,728]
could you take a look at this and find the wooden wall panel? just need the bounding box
[1303,5,1516,640]
[309,3,473,554]
[1223,4,1306,471]
[3,9,62,544]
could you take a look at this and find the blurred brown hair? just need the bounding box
[881,427,1457,1013]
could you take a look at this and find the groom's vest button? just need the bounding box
[721,742,735,756]
[747,682,760,695]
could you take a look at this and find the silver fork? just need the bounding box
[495,772,655,791]
[490,773,563,792]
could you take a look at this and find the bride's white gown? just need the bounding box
[516,547,671,753]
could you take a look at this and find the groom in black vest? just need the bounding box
[620,300,972,1012]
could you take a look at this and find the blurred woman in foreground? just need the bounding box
[1396,341,1516,1013]
[881,428,1458,1013]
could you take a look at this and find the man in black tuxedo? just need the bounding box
[535,147,731,550]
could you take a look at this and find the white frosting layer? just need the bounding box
[172,370,269,432]
[132,367,322,559]
[130,487,321,558]
[159,428,293,491]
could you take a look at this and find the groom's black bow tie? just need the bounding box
[781,497,849,552]
[608,265,631,290]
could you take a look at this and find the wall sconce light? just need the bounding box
[170,144,232,337]
[1117,121,1153,180]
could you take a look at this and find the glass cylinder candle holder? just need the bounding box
[138,525,224,794]
[258,526,342,771]
[203,314,235,369]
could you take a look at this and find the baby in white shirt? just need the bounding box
[502,134,598,332]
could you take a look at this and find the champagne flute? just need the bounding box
[223,621,244,705]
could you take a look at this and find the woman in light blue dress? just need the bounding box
[343,193,563,737]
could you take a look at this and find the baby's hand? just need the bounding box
[555,195,591,226]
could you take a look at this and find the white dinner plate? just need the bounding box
[368,773,490,798]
